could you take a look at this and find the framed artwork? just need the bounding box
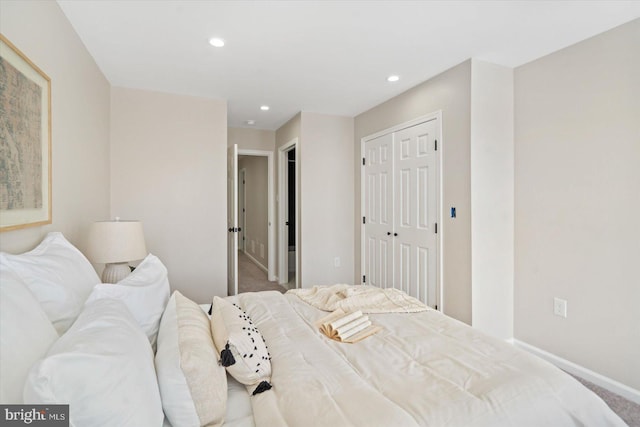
[0,34,52,232]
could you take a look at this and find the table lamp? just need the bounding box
[87,219,147,283]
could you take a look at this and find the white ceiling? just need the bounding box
[57,1,640,130]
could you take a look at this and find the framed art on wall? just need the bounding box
[0,34,52,232]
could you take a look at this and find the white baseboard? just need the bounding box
[513,339,640,404]
[244,251,268,274]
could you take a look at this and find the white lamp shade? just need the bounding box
[87,220,147,264]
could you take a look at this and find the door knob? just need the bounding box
[387,232,391,236]
[394,233,398,237]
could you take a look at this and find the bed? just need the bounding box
[217,290,625,427]
[0,232,627,427]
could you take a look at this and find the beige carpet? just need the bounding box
[238,251,286,294]
[571,374,640,426]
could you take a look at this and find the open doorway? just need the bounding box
[279,138,299,289]
[236,154,283,293]
[228,146,278,295]
[286,149,296,288]
[232,149,282,294]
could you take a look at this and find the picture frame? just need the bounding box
[0,34,52,232]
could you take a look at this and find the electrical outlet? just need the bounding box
[334,257,341,268]
[553,297,567,318]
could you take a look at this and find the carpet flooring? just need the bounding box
[238,251,287,294]
[572,374,640,426]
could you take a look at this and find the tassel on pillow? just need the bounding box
[252,380,272,395]
[220,342,236,367]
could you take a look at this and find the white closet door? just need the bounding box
[393,119,438,305]
[364,133,394,288]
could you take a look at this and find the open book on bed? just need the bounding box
[316,309,381,343]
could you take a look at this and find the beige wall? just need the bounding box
[110,87,227,303]
[238,155,269,269]
[273,113,354,287]
[0,1,110,259]
[300,113,354,286]
[228,127,275,151]
[354,61,472,324]
[515,20,640,389]
[470,60,514,339]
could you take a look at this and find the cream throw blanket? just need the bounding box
[287,284,428,313]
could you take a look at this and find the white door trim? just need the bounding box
[227,144,238,296]
[238,168,246,252]
[237,149,276,281]
[360,111,444,310]
[278,138,299,288]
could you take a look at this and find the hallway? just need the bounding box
[238,251,287,294]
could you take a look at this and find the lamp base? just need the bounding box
[102,262,131,284]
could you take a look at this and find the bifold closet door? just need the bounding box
[364,133,394,288]
[393,120,438,305]
[363,118,439,306]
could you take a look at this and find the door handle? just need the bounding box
[286,221,289,226]
[387,232,391,236]
[394,233,398,237]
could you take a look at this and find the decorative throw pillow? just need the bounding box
[210,296,272,395]
[0,272,59,403]
[0,232,101,334]
[156,291,227,427]
[85,254,170,348]
[24,298,163,427]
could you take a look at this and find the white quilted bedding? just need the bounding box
[233,291,625,427]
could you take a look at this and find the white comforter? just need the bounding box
[233,291,625,427]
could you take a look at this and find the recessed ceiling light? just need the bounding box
[260,105,270,111]
[387,75,400,82]
[209,38,225,47]
[246,120,256,125]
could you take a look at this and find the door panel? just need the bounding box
[364,133,394,288]
[393,120,438,306]
[417,166,429,229]
[227,144,238,296]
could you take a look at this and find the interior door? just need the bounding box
[227,144,238,296]
[364,133,394,288]
[393,119,438,305]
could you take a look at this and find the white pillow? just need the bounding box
[210,296,272,395]
[0,232,100,334]
[156,291,227,427]
[85,253,170,348]
[24,298,163,427]
[0,272,58,404]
